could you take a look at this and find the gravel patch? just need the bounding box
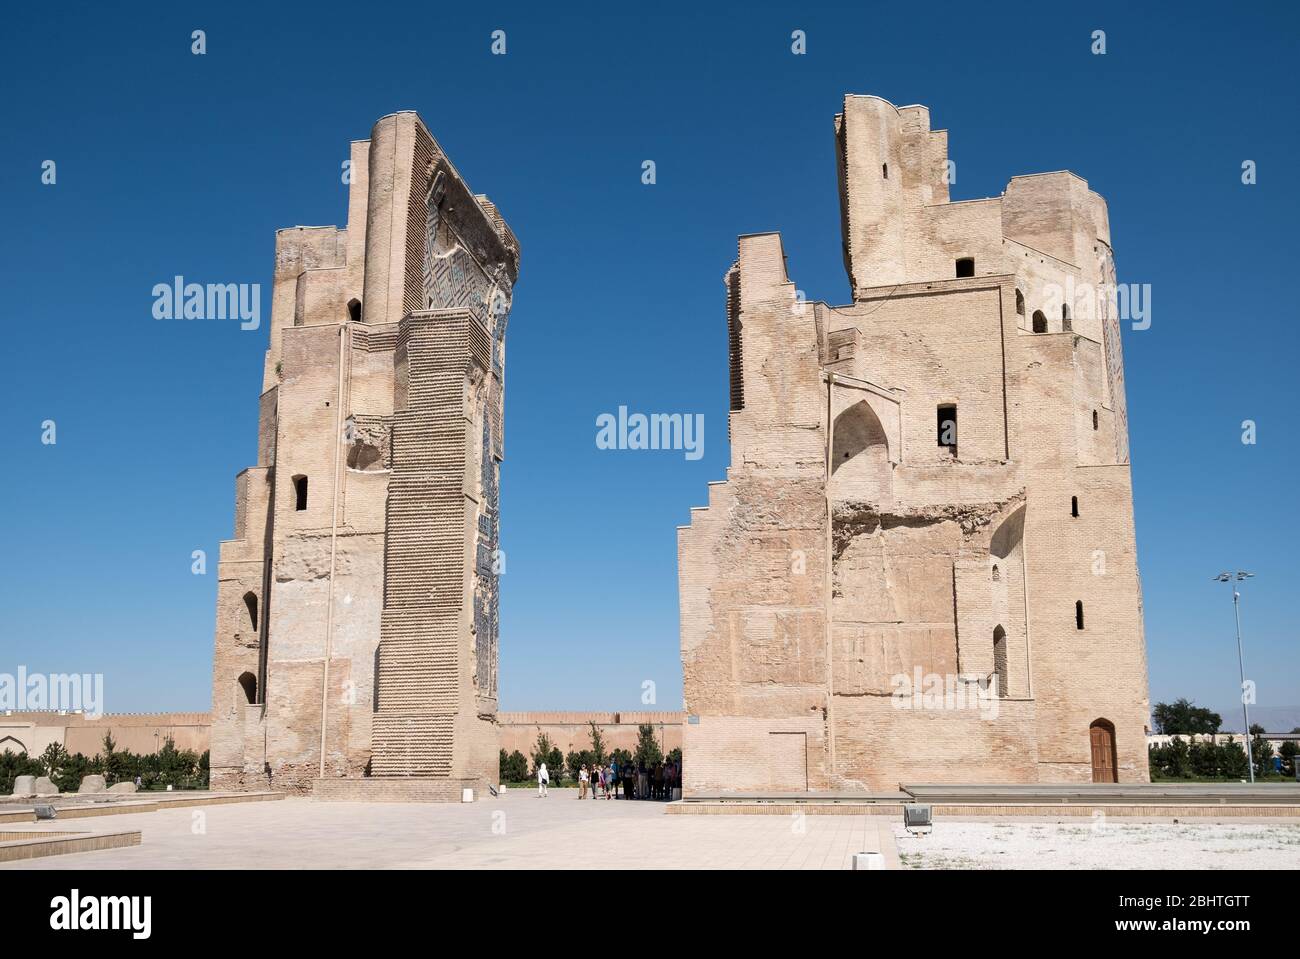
[894,820,1300,870]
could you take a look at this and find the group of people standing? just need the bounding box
[533,758,682,800]
[575,758,680,800]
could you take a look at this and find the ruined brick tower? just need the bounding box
[679,95,1148,793]
[209,113,519,797]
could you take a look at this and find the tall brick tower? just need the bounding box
[209,113,519,798]
[679,95,1148,794]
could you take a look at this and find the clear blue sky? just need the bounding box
[4,1,1296,728]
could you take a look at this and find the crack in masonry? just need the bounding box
[831,495,1025,561]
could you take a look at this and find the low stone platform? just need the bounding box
[901,782,1300,804]
[311,778,489,802]
[0,828,142,863]
[0,790,284,823]
[670,800,1300,818]
[672,783,1300,818]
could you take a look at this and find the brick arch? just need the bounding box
[831,399,892,503]
[990,503,1026,559]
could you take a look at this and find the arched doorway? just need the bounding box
[1089,719,1117,783]
[238,671,258,705]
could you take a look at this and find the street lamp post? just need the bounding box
[1214,571,1255,783]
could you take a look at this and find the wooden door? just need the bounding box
[1089,721,1117,783]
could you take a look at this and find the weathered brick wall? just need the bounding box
[679,94,1149,795]
[5,713,213,758]
[210,113,519,795]
[499,712,686,759]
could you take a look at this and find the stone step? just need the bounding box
[311,777,484,802]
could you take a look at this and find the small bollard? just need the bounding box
[461,787,474,803]
[853,852,884,871]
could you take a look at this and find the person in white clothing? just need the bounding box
[537,762,549,798]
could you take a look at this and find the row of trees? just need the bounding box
[1148,731,1297,781]
[1150,698,1299,780]
[0,734,209,795]
[499,721,679,785]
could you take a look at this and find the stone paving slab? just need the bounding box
[10,787,1294,870]
[0,788,894,870]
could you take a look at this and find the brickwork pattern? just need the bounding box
[680,95,1149,796]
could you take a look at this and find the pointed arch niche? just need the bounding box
[985,504,1029,698]
[828,377,900,504]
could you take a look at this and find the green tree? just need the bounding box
[0,749,44,795]
[529,733,564,784]
[504,750,529,782]
[1278,741,1298,779]
[634,724,663,767]
[531,732,552,775]
[54,752,101,793]
[101,732,129,786]
[1188,740,1219,779]
[1220,737,1249,779]
[39,742,69,780]
[152,736,201,789]
[566,749,593,783]
[587,721,607,766]
[1146,742,1166,779]
[1151,699,1222,735]
[1250,730,1274,778]
[1165,737,1191,778]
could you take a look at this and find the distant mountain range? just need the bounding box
[1211,705,1300,734]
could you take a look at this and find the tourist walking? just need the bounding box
[537,762,549,798]
[578,764,589,799]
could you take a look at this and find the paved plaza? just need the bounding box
[4,789,1299,870]
[2,790,895,870]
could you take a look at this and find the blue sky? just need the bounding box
[3,1,1296,729]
